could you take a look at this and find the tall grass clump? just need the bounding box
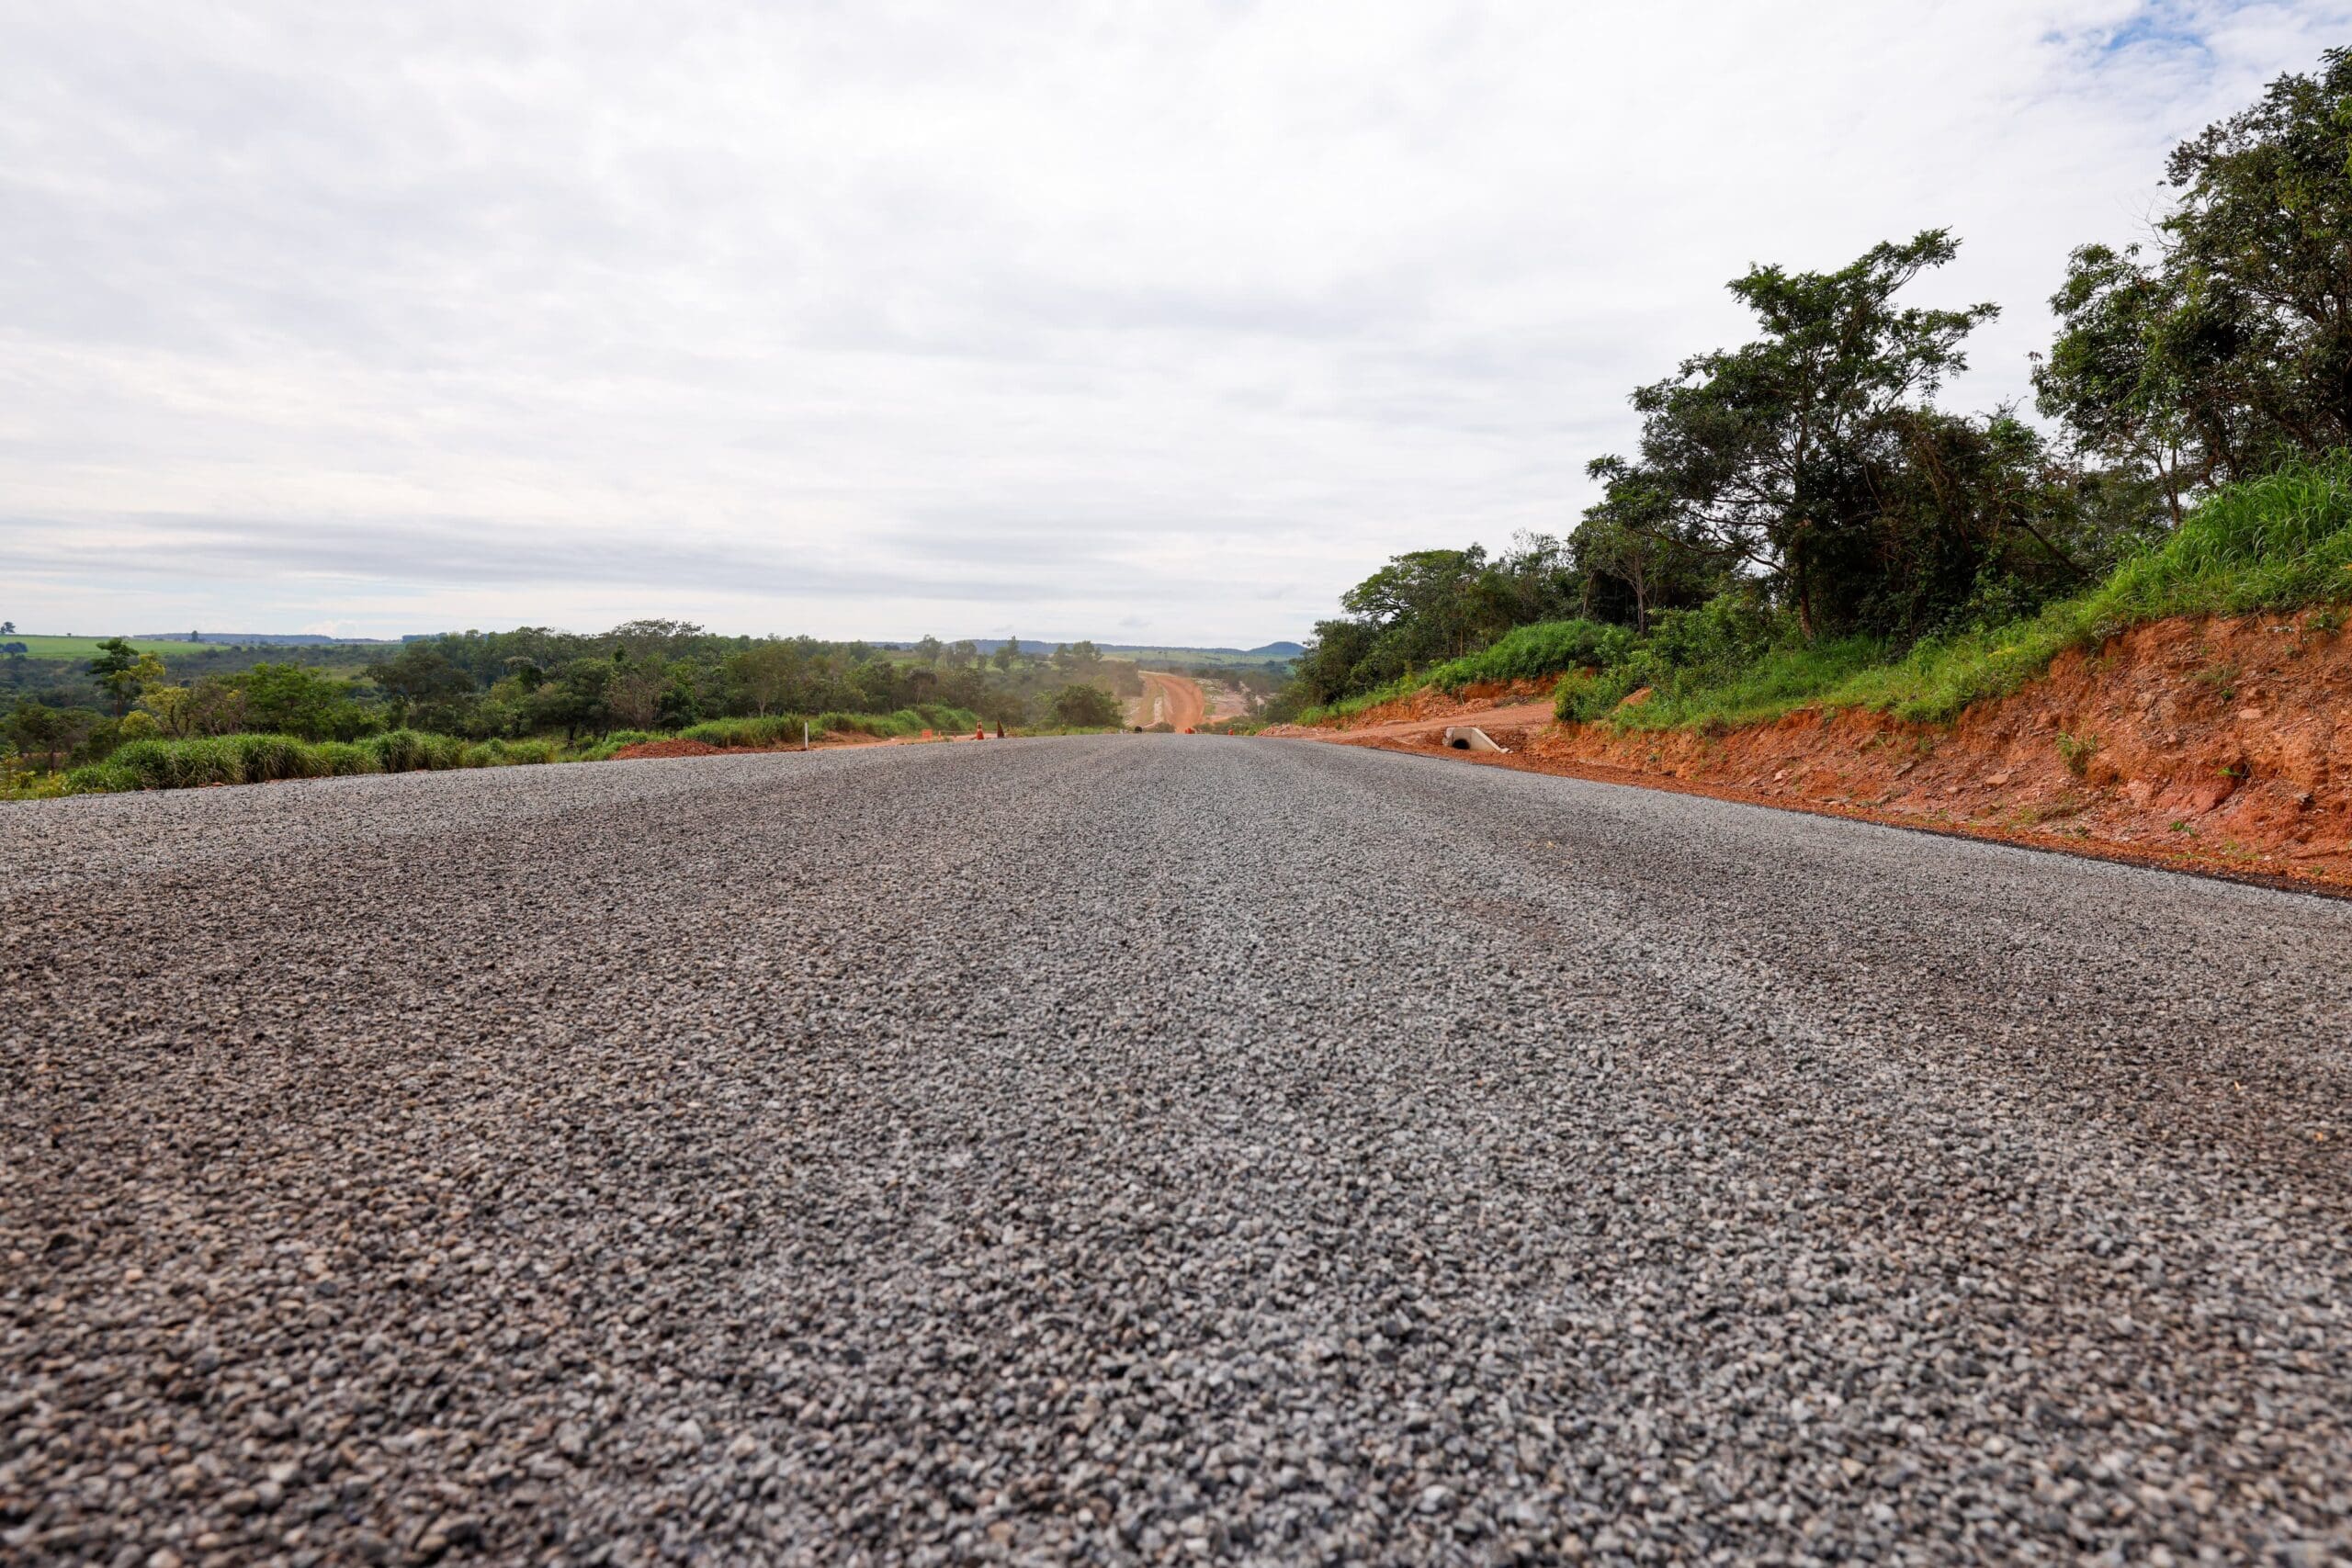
[73,728,505,794]
[1429,619,1637,692]
[366,729,463,772]
[310,741,383,776]
[680,714,807,748]
[107,736,243,788]
[232,733,314,783]
[2094,454,2352,620]
[458,738,560,768]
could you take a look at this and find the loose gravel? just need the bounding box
[4,737,2349,1566]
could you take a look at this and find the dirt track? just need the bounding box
[1137,671,1207,729]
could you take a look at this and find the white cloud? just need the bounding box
[3,0,2348,642]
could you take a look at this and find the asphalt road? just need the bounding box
[5,737,2348,1566]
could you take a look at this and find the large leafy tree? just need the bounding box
[2039,49,2352,502]
[1606,231,1997,638]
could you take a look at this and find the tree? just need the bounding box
[724,643,803,716]
[237,663,379,741]
[0,621,15,635]
[912,635,944,665]
[1608,231,1997,638]
[605,664,667,729]
[992,637,1022,671]
[88,638,145,716]
[139,673,245,739]
[6,699,87,772]
[528,660,612,742]
[607,619,707,660]
[1572,463,1723,633]
[1050,683,1122,728]
[367,645,474,728]
[2040,49,2352,502]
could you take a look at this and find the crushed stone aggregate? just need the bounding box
[3,736,2349,1565]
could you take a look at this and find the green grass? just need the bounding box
[1606,637,1888,728]
[3,634,209,660]
[1428,620,1637,692]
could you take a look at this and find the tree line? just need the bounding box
[6,624,1139,775]
[1284,50,2352,713]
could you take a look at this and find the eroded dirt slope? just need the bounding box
[1271,612,2352,891]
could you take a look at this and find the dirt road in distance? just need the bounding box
[1136,670,1206,729]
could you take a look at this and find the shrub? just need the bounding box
[2056,730,2100,778]
[62,762,139,795]
[1050,684,1123,727]
[3,766,71,800]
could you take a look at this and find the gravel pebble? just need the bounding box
[3,737,2348,1563]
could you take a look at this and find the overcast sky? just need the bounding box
[6,2,2350,646]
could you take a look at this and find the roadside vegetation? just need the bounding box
[1276,51,2352,737]
[1,625,1129,797]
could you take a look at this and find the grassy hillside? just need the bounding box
[1302,456,2352,734]
[1606,456,2352,731]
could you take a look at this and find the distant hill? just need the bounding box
[132,631,402,646]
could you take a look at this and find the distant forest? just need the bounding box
[2,622,1298,782]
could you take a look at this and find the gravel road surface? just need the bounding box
[5,737,2349,1566]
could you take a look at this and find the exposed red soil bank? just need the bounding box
[1273,612,2352,894]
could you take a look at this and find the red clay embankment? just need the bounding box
[1267,612,2352,894]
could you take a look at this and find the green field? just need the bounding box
[4,635,209,660]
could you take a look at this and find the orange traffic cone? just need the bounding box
[974,724,986,740]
